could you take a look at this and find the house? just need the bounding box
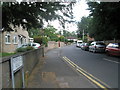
[0,24,31,53]
[87,34,94,41]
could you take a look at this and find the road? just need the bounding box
[59,44,119,88]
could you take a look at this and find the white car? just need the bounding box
[29,43,41,49]
[76,40,83,47]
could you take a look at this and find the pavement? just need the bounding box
[27,47,97,88]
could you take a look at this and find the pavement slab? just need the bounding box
[27,48,97,88]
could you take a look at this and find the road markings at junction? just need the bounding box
[103,58,119,64]
[62,56,111,90]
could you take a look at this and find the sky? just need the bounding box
[17,0,90,32]
[49,0,90,33]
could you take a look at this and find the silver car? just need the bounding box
[89,41,106,53]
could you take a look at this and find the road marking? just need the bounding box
[62,56,111,90]
[76,69,107,90]
[103,58,119,64]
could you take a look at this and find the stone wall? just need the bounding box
[44,41,66,53]
[1,47,44,88]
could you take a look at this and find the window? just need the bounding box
[5,34,11,44]
[14,36,18,44]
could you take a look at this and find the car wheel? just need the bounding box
[93,49,96,53]
[106,51,110,56]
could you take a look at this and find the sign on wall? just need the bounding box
[11,55,25,88]
[12,56,23,72]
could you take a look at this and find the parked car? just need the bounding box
[89,41,106,53]
[21,43,41,49]
[29,43,41,49]
[81,43,89,51]
[106,43,120,56]
[76,40,83,47]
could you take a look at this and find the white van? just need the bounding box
[76,40,83,47]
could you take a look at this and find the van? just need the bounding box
[76,40,83,47]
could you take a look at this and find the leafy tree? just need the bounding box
[59,35,65,42]
[87,2,120,40]
[63,30,77,38]
[2,2,75,31]
[77,16,92,39]
[44,25,58,40]
[28,28,40,38]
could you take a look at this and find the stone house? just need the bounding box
[0,24,31,53]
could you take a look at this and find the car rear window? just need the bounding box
[96,42,105,45]
[113,43,120,48]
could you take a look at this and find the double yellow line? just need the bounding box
[62,56,111,90]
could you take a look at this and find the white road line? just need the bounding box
[103,58,119,64]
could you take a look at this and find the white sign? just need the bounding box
[12,56,23,72]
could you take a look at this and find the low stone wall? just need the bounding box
[1,47,44,88]
[44,41,66,53]
[104,40,120,45]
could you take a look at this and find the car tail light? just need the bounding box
[38,46,41,48]
[95,46,96,48]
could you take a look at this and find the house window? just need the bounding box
[14,36,18,44]
[5,34,11,44]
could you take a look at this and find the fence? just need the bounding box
[1,47,44,88]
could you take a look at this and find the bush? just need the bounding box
[16,47,27,52]
[42,37,48,47]
[16,46,34,52]
[34,36,48,47]
[26,46,34,51]
[34,36,42,44]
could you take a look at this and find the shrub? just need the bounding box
[34,36,42,44]
[26,46,34,51]
[16,46,34,52]
[16,47,27,52]
[34,36,48,47]
[42,37,48,47]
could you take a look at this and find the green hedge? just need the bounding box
[16,46,34,52]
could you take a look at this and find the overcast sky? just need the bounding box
[49,0,90,33]
[17,0,90,32]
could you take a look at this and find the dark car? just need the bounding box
[81,43,89,51]
[89,41,106,53]
[106,43,120,56]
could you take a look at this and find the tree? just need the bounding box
[87,2,120,40]
[2,2,75,31]
[44,25,58,41]
[77,16,92,39]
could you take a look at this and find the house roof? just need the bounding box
[67,37,77,39]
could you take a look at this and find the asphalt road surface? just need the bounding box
[60,44,119,88]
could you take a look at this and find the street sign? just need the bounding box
[11,56,25,88]
[12,56,23,72]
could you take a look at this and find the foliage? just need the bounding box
[34,36,48,47]
[42,37,48,47]
[87,2,120,40]
[26,46,34,51]
[77,16,92,39]
[0,52,16,57]
[59,36,65,42]
[2,2,75,31]
[28,28,40,38]
[16,46,34,52]
[34,36,42,44]
[44,25,58,41]
[63,30,77,38]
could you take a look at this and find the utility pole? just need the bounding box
[82,29,84,41]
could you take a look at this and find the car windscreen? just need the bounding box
[113,43,120,48]
[96,42,105,45]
